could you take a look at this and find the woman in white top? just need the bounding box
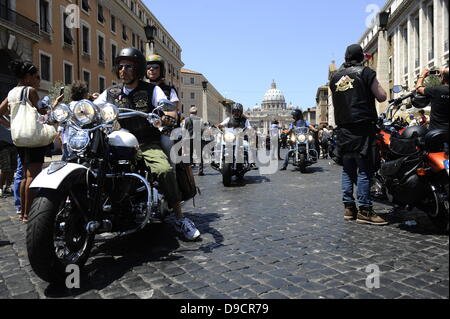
[0,61,62,223]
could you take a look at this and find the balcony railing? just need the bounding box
[0,5,39,36]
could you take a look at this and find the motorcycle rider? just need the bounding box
[217,103,257,171]
[280,109,317,171]
[94,48,200,240]
[415,67,449,134]
[329,44,388,225]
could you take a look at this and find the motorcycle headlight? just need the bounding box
[52,103,71,123]
[98,103,118,124]
[73,100,98,126]
[298,134,307,142]
[68,130,90,152]
[290,134,297,143]
[224,132,236,143]
[308,135,314,142]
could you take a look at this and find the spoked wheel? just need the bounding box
[26,187,94,284]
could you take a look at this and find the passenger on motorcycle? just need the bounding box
[280,109,317,171]
[94,48,200,240]
[145,54,182,165]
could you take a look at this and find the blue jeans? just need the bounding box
[342,156,374,207]
[13,155,24,211]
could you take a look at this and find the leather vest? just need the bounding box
[293,120,307,128]
[330,65,377,126]
[106,81,160,144]
[158,83,176,100]
[227,117,247,129]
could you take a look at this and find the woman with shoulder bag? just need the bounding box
[0,61,62,223]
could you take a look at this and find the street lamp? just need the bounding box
[201,81,208,122]
[378,10,390,31]
[144,24,156,54]
[202,81,208,92]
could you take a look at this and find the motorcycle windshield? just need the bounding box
[295,127,308,135]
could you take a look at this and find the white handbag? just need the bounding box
[9,86,57,148]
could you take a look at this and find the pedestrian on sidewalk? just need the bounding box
[329,44,388,226]
[0,61,62,223]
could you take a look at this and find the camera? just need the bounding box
[429,70,440,75]
[59,87,65,95]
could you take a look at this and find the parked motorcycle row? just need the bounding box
[372,86,449,233]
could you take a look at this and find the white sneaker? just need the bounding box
[174,217,200,241]
[16,210,21,215]
[0,189,3,197]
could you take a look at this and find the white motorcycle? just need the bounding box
[211,127,252,187]
[287,127,318,173]
[26,99,175,284]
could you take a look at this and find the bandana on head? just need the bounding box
[345,44,364,65]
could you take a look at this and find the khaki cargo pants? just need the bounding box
[136,143,182,204]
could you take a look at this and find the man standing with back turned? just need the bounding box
[330,44,388,226]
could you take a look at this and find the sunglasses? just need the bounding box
[118,64,137,71]
[147,64,160,69]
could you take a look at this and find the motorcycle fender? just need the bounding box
[30,163,88,190]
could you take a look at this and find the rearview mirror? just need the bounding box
[392,85,403,94]
[157,99,176,112]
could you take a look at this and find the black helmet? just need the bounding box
[411,95,431,109]
[291,109,302,119]
[401,125,429,139]
[232,103,243,118]
[423,129,449,152]
[115,47,146,79]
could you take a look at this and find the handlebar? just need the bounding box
[383,91,416,121]
[118,107,162,127]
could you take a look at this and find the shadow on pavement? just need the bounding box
[43,213,224,298]
[371,202,448,236]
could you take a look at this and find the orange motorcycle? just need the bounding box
[374,87,449,233]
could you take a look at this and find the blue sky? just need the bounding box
[144,0,386,110]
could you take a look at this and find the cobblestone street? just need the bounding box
[0,155,448,299]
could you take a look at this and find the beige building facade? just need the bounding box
[180,68,226,124]
[0,0,183,100]
[359,0,449,113]
[315,85,329,126]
